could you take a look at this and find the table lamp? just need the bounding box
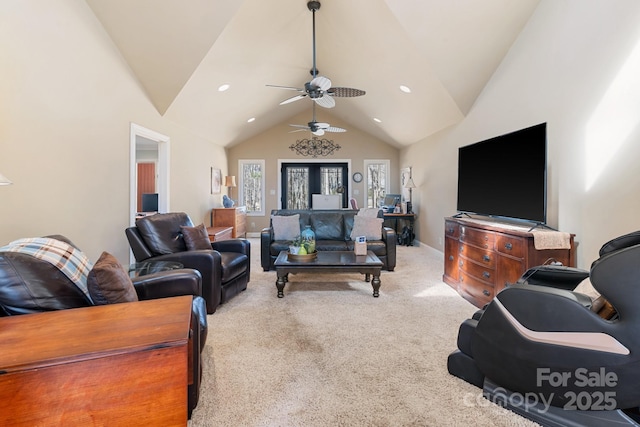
[224,175,236,200]
[404,176,416,214]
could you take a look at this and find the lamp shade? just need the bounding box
[224,176,237,187]
[0,172,12,186]
[404,177,416,189]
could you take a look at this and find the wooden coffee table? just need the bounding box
[274,250,383,298]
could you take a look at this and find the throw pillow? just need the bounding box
[272,214,300,241]
[350,216,383,241]
[88,252,139,305]
[181,223,212,250]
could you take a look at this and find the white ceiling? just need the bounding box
[85,0,539,148]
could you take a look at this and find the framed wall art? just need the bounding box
[211,167,222,194]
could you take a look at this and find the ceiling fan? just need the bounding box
[289,103,346,136]
[266,0,365,109]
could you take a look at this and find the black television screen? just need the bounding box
[141,193,159,212]
[456,123,547,224]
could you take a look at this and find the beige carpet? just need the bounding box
[189,239,539,426]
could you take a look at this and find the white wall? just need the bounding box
[403,0,640,267]
[0,0,227,263]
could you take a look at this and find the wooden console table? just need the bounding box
[443,217,576,308]
[0,296,192,426]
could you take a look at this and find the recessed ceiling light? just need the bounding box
[399,85,411,93]
[247,117,255,123]
[373,118,382,123]
[218,84,230,92]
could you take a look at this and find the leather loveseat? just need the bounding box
[0,235,208,417]
[261,209,396,271]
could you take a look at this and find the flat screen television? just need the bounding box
[141,193,159,212]
[456,123,547,224]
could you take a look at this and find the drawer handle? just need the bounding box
[447,227,454,234]
[483,255,491,262]
[484,235,489,241]
[505,243,513,250]
[448,255,454,261]
[483,271,491,279]
[482,289,490,296]
[459,260,464,267]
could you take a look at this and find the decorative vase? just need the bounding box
[222,194,235,208]
[300,225,316,253]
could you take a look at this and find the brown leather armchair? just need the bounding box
[0,235,208,417]
[126,212,250,314]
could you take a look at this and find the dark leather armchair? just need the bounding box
[126,212,250,314]
[448,231,640,426]
[0,235,208,417]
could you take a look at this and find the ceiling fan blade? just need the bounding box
[289,128,308,133]
[280,94,307,105]
[310,76,331,91]
[314,94,335,108]
[327,87,366,97]
[289,124,310,129]
[312,128,325,136]
[266,84,305,92]
[326,126,346,133]
[315,122,330,129]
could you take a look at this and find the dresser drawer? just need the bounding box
[496,233,525,258]
[459,245,496,268]
[460,226,494,249]
[459,258,496,285]
[459,273,494,303]
[445,221,460,238]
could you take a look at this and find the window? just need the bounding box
[364,160,390,208]
[238,159,265,216]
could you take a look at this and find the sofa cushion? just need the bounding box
[136,212,193,255]
[311,213,344,240]
[272,214,300,241]
[181,224,212,251]
[87,252,139,305]
[350,216,383,241]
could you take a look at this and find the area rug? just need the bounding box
[189,239,539,426]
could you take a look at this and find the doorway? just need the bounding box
[129,123,170,227]
[277,159,351,209]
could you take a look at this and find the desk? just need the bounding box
[0,296,192,426]
[383,213,416,246]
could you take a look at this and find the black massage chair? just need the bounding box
[448,230,640,426]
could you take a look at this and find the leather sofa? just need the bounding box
[261,209,396,271]
[0,235,207,417]
[126,212,250,314]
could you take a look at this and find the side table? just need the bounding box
[383,213,416,246]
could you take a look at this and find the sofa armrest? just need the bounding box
[212,238,251,282]
[261,227,274,271]
[135,251,222,314]
[132,268,202,300]
[382,226,396,271]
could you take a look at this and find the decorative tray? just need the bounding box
[287,251,318,262]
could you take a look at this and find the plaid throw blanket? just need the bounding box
[0,237,94,302]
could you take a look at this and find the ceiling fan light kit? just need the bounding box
[267,0,365,136]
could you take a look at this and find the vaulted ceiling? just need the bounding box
[85,0,539,148]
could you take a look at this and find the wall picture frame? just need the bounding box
[211,167,222,194]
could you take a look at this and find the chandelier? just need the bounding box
[289,137,341,157]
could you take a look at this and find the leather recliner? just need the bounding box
[0,235,208,418]
[447,231,640,426]
[126,212,250,314]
